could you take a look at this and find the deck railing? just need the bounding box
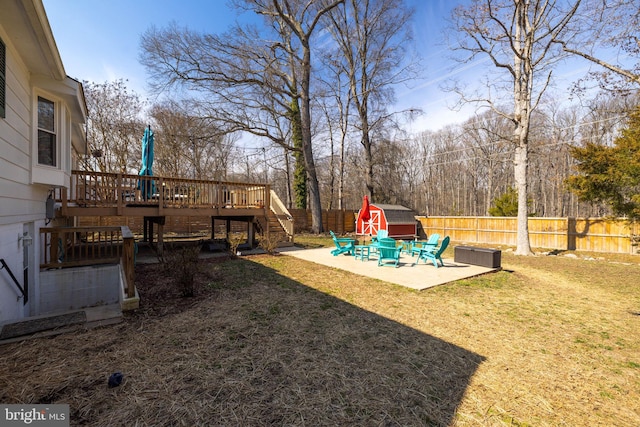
[63,170,268,211]
[40,225,136,298]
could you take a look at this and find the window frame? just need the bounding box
[37,95,57,167]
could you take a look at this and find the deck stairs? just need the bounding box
[256,190,294,247]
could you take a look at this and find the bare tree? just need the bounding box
[150,100,236,180]
[459,111,513,215]
[258,0,344,232]
[449,0,580,255]
[562,0,640,91]
[529,102,581,217]
[84,79,145,173]
[316,55,353,210]
[140,0,342,233]
[326,0,417,202]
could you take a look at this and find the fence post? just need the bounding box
[121,226,135,298]
[158,177,164,216]
[60,187,68,216]
[50,231,59,264]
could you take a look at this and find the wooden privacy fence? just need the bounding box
[78,216,258,238]
[78,216,212,236]
[289,212,639,254]
[418,216,640,255]
[289,209,356,234]
[76,212,638,254]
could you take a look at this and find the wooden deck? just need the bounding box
[43,171,293,307]
[59,171,270,218]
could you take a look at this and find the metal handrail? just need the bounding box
[0,259,27,304]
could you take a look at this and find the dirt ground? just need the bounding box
[0,243,639,426]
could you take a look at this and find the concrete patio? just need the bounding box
[277,246,500,290]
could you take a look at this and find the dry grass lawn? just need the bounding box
[1,235,639,426]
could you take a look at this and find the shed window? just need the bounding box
[0,38,5,118]
[37,96,56,166]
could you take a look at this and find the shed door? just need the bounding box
[363,210,381,235]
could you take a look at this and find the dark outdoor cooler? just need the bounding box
[454,246,501,268]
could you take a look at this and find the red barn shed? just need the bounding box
[356,204,417,239]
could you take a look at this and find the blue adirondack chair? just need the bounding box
[330,230,355,256]
[410,233,440,257]
[415,236,450,268]
[371,229,388,243]
[377,238,401,267]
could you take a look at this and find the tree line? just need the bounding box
[81,0,640,252]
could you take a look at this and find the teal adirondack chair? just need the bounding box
[377,238,401,267]
[371,229,388,243]
[410,233,440,257]
[330,230,355,256]
[415,236,450,268]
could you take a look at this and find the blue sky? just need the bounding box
[43,0,259,101]
[43,0,478,132]
[43,0,598,134]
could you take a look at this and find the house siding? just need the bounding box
[0,26,44,227]
[0,2,84,323]
[0,26,41,322]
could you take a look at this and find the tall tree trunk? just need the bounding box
[338,126,346,210]
[299,42,323,233]
[514,143,532,255]
[290,98,307,209]
[361,123,374,200]
[513,0,534,255]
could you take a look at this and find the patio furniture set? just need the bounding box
[330,231,450,268]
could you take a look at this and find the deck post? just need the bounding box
[157,222,164,256]
[50,231,59,264]
[143,217,149,243]
[121,226,136,298]
[148,219,154,245]
[247,220,254,247]
[60,187,68,216]
[158,177,164,216]
[264,185,270,213]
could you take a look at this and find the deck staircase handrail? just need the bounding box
[270,190,294,240]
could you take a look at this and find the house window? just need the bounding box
[37,96,56,166]
[0,37,5,118]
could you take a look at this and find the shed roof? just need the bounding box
[371,204,416,225]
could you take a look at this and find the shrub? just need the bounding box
[489,186,535,217]
[258,232,282,255]
[227,233,245,257]
[161,243,202,297]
